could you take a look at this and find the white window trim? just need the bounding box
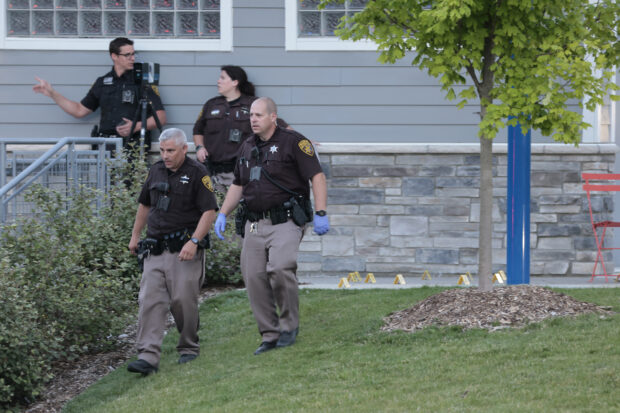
[0,0,232,51]
[285,0,376,51]
[581,67,616,143]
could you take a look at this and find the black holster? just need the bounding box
[287,196,313,227]
[235,200,248,238]
[137,237,161,271]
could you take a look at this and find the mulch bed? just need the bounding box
[382,285,613,333]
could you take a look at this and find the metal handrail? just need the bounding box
[0,137,122,223]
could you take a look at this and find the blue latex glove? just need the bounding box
[313,214,329,235]
[214,213,227,240]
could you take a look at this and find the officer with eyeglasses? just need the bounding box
[33,37,166,150]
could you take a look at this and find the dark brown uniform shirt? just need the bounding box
[138,156,218,238]
[81,67,164,136]
[233,127,323,212]
[192,95,288,164]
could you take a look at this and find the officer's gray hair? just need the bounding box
[159,128,187,146]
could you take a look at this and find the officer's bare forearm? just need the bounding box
[220,184,244,216]
[142,110,166,131]
[131,204,150,239]
[311,172,327,211]
[51,90,92,118]
[129,204,150,253]
[191,210,216,240]
[193,134,205,147]
[193,134,208,161]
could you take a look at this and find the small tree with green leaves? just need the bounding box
[321,0,619,290]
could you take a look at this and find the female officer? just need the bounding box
[192,66,287,191]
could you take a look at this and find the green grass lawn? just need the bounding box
[64,288,620,413]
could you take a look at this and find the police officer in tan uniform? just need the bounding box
[192,66,287,192]
[214,97,329,355]
[127,128,218,375]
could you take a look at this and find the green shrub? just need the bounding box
[0,150,147,409]
[0,267,53,408]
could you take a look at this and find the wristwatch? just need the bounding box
[190,237,199,245]
[195,145,204,151]
[315,210,327,216]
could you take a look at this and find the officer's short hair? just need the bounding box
[109,37,134,55]
[159,128,187,147]
[254,97,277,115]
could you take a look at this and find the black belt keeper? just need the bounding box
[246,209,271,223]
[163,230,187,253]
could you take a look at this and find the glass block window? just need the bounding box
[6,0,221,38]
[298,0,367,37]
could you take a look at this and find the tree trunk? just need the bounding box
[478,135,493,291]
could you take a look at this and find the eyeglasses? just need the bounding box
[117,52,136,58]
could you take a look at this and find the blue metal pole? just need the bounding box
[506,118,531,284]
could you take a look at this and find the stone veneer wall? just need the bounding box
[297,143,617,279]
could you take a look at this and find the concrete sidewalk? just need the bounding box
[298,274,620,289]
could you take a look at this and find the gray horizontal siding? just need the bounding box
[234,7,285,28]
[0,1,575,144]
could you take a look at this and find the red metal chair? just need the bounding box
[582,173,620,282]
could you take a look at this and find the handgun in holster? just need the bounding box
[136,238,158,271]
[235,199,248,238]
[287,196,311,227]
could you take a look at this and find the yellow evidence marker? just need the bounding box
[338,278,351,288]
[347,272,361,282]
[492,270,507,284]
[365,273,376,283]
[421,270,432,280]
[457,274,471,285]
[393,274,406,285]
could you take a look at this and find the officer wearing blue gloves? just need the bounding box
[215,97,328,355]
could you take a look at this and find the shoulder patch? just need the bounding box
[150,85,160,96]
[202,175,214,192]
[298,139,315,157]
[196,108,203,121]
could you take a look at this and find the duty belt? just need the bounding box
[140,229,209,256]
[246,205,289,224]
[245,197,312,227]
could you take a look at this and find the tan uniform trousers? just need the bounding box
[136,249,205,367]
[241,218,303,343]
[212,171,234,194]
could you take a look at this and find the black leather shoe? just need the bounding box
[276,328,299,348]
[253,340,277,355]
[127,359,158,376]
[178,354,198,364]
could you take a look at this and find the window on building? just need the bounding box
[298,0,367,37]
[2,0,231,50]
[285,0,376,51]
